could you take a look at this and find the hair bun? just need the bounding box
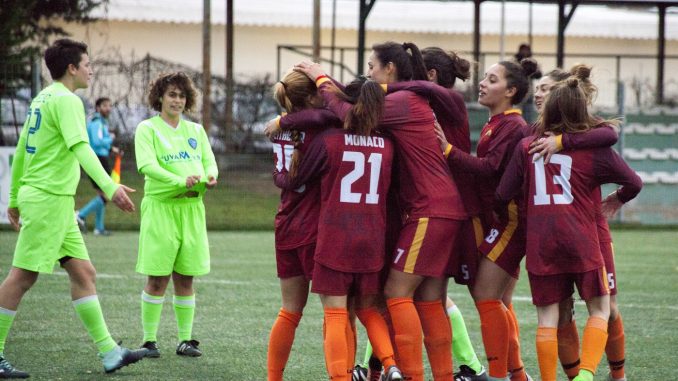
[570,64,592,81]
[519,58,539,78]
[567,77,579,88]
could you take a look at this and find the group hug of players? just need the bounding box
[264,41,642,381]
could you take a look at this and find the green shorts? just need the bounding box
[137,196,210,276]
[13,185,89,273]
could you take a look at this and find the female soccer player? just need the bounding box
[431,58,537,381]
[275,77,402,381]
[296,40,468,381]
[529,66,628,381]
[494,77,642,381]
[382,47,486,381]
[134,72,218,358]
[266,70,340,381]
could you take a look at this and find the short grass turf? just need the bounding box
[0,230,675,380]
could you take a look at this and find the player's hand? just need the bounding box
[264,117,282,141]
[601,191,624,218]
[294,61,325,82]
[186,175,201,188]
[7,208,20,231]
[112,185,136,213]
[529,132,558,164]
[206,176,218,189]
[433,120,449,153]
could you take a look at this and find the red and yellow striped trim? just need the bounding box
[487,201,519,262]
[403,218,429,273]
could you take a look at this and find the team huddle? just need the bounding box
[265,41,641,381]
[5,36,641,381]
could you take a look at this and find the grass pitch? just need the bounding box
[0,230,675,380]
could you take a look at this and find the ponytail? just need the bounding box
[344,80,385,136]
[288,130,303,179]
[422,47,471,88]
[402,42,428,81]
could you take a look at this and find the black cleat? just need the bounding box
[141,341,160,358]
[0,357,29,379]
[454,365,489,381]
[101,346,149,373]
[176,340,202,357]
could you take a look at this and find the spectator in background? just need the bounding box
[514,43,541,123]
[76,97,119,235]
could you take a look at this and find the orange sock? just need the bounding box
[267,308,302,381]
[324,307,351,381]
[346,316,357,368]
[415,301,453,380]
[356,307,396,369]
[580,316,609,374]
[557,320,581,379]
[506,304,526,381]
[386,297,424,381]
[536,327,558,381]
[606,314,625,380]
[475,300,509,378]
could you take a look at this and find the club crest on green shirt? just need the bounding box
[188,137,197,149]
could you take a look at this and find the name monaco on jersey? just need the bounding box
[344,134,386,148]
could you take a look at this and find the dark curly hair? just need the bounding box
[147,72,198,113]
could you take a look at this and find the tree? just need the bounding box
[0,0,107,95]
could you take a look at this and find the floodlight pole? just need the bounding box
[473,0,482,98]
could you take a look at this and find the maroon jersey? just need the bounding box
[496,138,642,275]
[448,109,527,219]
[319,81,466,220]
[273,109,340,249]
[386,81,480,215]
[596,211,612,243]
[275,129,394,273]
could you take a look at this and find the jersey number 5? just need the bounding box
[532,153,573,206]
[340,151,382,204]
[25,108,42,154]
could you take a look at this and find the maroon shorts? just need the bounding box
[528,267,610,307]
[448,217,484,285]
[391,217,461,278]
[311,263,381,296]
[276,243,316,280]
[478,202,526,279]
[601,241,617,296]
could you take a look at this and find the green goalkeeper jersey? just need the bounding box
[135,116,218,200]
[9,82,90,204]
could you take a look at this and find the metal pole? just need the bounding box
[312,0,321,62]
[331,0,337,76]
[557,1,565,68]
[499,0,506,61]
[202,0,211,131]
[473,0,481,96]
[657,5,666,105]
[225,0,234,142]
[528,0,533,48]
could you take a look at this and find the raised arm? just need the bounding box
[529,124,618,163]
[385,80,465,124]
[495,141,527,205]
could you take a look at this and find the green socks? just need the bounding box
[361,340,373,368]
[0,307,16,356]
[173,294,195,342]
[73,295,117,354]
[447,304,482,373]
[573,369,594,381]
[141,291,165,342]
